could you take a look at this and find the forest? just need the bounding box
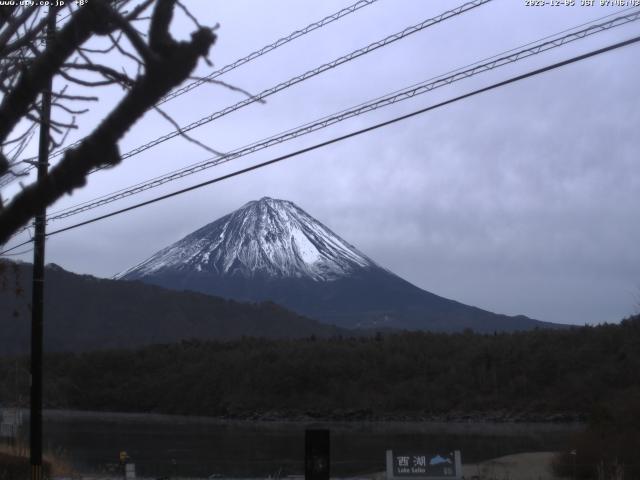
[1,315,638,420]
[2,315,640,478]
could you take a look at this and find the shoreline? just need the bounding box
[34,408,585,432]
[5,411,579,479]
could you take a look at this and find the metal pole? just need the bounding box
[30,10,54,480]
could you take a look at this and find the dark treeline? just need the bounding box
[1,315,639,419]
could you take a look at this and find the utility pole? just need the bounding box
[30,10,54,480]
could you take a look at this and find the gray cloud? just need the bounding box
[5,0,639,325]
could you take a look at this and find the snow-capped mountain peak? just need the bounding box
[117,197,552,333]
[119,197,377,281]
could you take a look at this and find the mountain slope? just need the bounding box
[120,198,559,332]
[0,261,347,355]
[119,197,376,281]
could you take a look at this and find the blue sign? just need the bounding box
[386,450,462,480]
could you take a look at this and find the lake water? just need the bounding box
[30,410,583,478]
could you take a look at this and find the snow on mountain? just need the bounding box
[118,197,558,332]
[119,197,377,282]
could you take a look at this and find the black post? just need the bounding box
[30,10,54,480]
[305,429,330,480]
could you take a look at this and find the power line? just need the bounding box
[110,0,492,162]
[5,7,639,250]
[157,0,381,105]
[0,239,33,256]
[48,5,639,214]
[0,0,382,187]
[41,9,640,224]
[56,0,382,155]
[0,247,33,256]
[2,32,637,255]
[15,0,491,183]
[1,238,34,256]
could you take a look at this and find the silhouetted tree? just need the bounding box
[0,0,216,244]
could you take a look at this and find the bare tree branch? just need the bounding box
[59,68,119,87]
[105,5,158,64]
[52,102,88,115]
[0,0,216,243]
[107,31,144,67]
[124,0,156,22]
[64,63,135,86]
[153,104,224,157]
[0,6,37,54]
[0,8,57,57]
[189,76,266,104]
[0,1,116,143]
[176,0,203,29]
[51,91,98,102]
[0,6,19,31]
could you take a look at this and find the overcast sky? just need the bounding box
[3,0,639,325]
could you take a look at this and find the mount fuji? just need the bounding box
[119,197,558,332]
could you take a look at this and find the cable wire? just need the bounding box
[111,0,492,162]
[2,32,637,256]
[42,9,640,223]
[0,0,382,187]
[13,0,491,179]
[157,0,381,105]
[0,247,34,257]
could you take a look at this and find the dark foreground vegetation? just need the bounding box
[0,452,50,480]
[552,389,640,479]
[1,316,639,479]
[1,315,638,419]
